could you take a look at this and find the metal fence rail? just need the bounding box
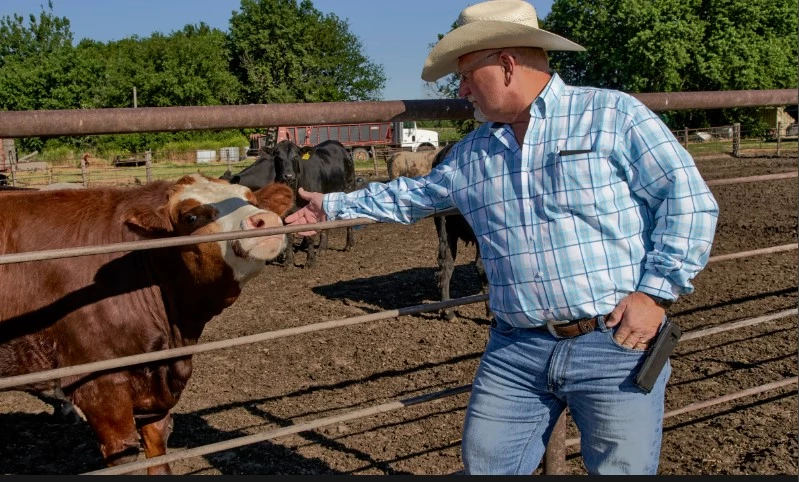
[0,89,795,138]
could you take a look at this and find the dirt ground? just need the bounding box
[0,154,797,475]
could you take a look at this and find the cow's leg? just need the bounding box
[305,233,319,269]
[474,248,492,319]
[283,233,295,267]
[31,387,84,424]
[77,385,141,469]
[317,229,329,252]
[344,227,355,252]
[139,413,174,475]
[434,217,457,321]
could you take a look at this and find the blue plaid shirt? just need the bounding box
[325,73,719,328]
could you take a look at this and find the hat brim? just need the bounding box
[421,21,585,82]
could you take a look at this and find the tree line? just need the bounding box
[2,0,797,155]
[428,0,798,137]
[0,0,385,154]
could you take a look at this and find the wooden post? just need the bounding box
[776,121,782,156]
[145,151,152,183]
[371,146,378,176]
[10,163,16,187]
[80,155,88,187]
[543,411,567,475]
[133,87,137,108]
[683,127,689,148]
[732,123,741,157]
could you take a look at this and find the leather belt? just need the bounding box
[543,316,599,339]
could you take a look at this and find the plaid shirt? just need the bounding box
[325,73,718,328]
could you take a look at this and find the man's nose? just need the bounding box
[458,82,469,98]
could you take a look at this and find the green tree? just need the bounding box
[543,0,798,129]
[228,0,385,104]
[0,0,72,68]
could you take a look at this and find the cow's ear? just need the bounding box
[125,205,174,234]
[254,182,295,217]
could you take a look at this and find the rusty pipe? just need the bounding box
[0,89,796,138]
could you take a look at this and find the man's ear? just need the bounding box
[254,182,295,217]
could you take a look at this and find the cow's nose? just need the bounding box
[246,211,282,230]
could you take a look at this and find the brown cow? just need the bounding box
[0,174,293,474]
[386,147,442,180]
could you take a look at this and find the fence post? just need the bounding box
[145,151,152,183]
[371,146,378,176]
[543,412,567,475]
[683,127,689,148]
[776,121,782,156]
[10,163,16,187]
[732,123,741,157]
[80,155,88,187]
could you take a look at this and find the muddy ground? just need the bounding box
[0,154,797,475]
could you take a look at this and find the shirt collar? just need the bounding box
[529,72,565,119]
[486,72,566,140]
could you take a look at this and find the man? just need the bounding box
[286,0,718,475]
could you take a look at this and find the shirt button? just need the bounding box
[536,272,543,278]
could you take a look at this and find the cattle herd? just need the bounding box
[0,137,492,474]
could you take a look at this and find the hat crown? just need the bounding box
[456,1,539,29]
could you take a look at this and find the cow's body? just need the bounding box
[430,144,491,320]
[285,140,356,268]
[387,148,442,180]
[0,174,293,474]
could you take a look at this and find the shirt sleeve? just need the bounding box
[323,153,458,225]
[617,99,720,301]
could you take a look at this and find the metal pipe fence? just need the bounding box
[0,93,796,475]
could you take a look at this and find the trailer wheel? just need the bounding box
[416,143,435,151]
[352,148,369,162]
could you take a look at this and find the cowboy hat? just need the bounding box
[421,0,585,82]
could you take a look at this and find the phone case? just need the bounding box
[633,319,682,393]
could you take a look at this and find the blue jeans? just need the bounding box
[461,315,670,475]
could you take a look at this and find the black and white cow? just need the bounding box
[284,139,356,269]
[220,140,298,191]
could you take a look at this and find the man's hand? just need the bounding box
[604,292,666,350]
[284,188,326,237]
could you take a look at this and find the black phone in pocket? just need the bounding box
[633,319,682,393]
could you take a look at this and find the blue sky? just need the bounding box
[0,0,554,101]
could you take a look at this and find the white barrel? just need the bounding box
[219,147,240,162]
[196,149,216,164]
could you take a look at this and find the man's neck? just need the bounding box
[509,70,552,144]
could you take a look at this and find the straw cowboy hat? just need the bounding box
[421,0,585,82]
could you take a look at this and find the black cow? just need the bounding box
[220,141,298,191]
[431,143,491,320]
[284,139,356,269]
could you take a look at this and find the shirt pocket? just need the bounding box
[554,138,600,215]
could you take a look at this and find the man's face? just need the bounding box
[456,49,504,122]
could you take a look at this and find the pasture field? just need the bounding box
[0,155,796,475]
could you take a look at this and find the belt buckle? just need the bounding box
[546,320,567,339]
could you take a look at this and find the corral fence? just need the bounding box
[0,88,797,475]
[2,89,798,187]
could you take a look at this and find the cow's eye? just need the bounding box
[184,214,198,224]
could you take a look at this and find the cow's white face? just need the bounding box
[174,174,286,284]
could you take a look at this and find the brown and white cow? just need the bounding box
[0,174,293,474]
